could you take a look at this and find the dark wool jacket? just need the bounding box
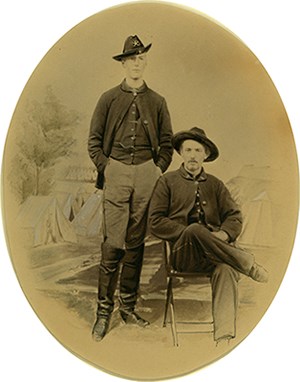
[148,165,243,243]
[88,81,173,189]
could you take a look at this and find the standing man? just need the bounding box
[148,127,268,343]
[88,35,173,341]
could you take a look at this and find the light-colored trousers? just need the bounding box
[103,158,161,249]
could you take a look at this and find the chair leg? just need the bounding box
[163,277,173,327]
[169,288,179,347]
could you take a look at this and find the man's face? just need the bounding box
[180,139,209,175]
[122,53,147,81]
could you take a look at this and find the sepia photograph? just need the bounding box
[1,1,299,381]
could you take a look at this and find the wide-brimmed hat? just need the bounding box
[171,127,219,162]
[113,35,152,61]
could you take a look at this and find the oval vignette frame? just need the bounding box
[1,1,299,381]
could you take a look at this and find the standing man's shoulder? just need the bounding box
[92,83,124,112]
[145,85,167,103]
[99,83,122,101]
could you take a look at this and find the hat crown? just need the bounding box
[123,35,144,53]
[189,127,207,137]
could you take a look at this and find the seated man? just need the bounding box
[148,127,268,344]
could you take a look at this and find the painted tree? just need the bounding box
[10,86,82,202]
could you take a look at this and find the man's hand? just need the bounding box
[211,230,229,242]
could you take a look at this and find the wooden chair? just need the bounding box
[162,241,214,346]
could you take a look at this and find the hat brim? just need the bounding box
[113,43,152,61]
[172,131,219,162]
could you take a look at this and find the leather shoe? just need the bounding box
[120,310,150,327]
[249,263,269,283]
[92,316,110,341]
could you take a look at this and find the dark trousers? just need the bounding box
[171,223,253,340]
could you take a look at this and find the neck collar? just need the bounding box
[121,79,148,94]
[179,163,207,181]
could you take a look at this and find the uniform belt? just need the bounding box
[112,143,152,152]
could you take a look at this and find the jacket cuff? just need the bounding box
[96,155,109,172]
[220,226,237,243]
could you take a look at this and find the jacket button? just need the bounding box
[202,201,207,206]
[143,120,148,124]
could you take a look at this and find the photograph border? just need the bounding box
[1,1,299,381]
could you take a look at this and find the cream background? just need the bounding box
[1,1,299,381]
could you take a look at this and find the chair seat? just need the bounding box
[168,268,212,278]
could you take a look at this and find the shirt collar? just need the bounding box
[179,163,207,181]
[120,79,148,94]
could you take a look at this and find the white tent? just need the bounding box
[238,191,274,247]
[16,196,77,247]
[54,192,76,221]
[226,165,281,248]
[71,192,103,238]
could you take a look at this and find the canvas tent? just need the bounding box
[238,191,274,247]
[226,165,279,248]
[16,195,77,247]
[54,192,76,221]
[54,187,90,221]
[71,192,103,238]
[72,187,90,215]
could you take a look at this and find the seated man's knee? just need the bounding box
[213,263,240,281]
[184,223,209,239]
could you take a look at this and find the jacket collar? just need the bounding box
[179,163,207,181]
[120,79,148,94]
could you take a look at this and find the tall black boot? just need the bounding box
[92,242,124,341]
[119,244,149,327]
[119,243,144,311]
